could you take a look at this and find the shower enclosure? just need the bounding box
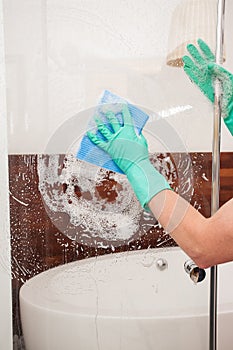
[0,0,233,349]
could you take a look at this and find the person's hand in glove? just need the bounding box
[87,103,233,269]
[87,105,171,210]
[182,38,233,135]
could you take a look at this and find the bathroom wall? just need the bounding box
[4,0,233,155]
[2,0,233,349]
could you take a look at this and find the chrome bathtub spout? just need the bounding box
[184,260,206,283]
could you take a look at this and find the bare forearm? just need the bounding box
[148,190,233,268]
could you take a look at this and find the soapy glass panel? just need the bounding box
[3,0,217,349]
[6,0,214,248]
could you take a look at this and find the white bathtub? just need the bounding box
[20,248,233,350]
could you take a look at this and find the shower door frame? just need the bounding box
[0,0,13,348]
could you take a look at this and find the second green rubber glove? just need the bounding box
[182,38,233,136]
[87,105,171,210]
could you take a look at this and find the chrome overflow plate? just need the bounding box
[156,258,168,271]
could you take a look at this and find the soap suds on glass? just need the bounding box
[37,152,181,248]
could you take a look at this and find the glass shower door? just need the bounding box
[1,0,233,349]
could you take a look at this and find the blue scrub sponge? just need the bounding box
[76,90,149,173]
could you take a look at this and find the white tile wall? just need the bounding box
[2,0,233,153]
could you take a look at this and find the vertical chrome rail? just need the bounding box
[209,1,226,349]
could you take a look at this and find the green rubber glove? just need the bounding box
[182,38,233,136]
[87,105,171,210]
